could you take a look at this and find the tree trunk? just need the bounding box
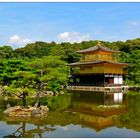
[40,71,43,77]
[34,92,40,108]
[22,93,26,107]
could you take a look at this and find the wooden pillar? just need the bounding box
[103,74,105,87]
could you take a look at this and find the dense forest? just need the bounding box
[0,38,139,98]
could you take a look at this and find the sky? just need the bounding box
[0,2,140,48]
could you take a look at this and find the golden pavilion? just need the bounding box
[67,42,128,91]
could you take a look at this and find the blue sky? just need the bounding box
[0,2,140,48]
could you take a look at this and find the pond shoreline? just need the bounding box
[128,86,140,92]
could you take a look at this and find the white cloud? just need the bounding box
[128,21,139,27]
[9,34,32,46]
[60,126,69,131]
[59,32,70,39]
[58,32,91,43]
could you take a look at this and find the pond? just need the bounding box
[0,91,140,138]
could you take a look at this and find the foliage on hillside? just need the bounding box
[0,38,139,96]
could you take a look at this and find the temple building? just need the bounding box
[67,42,128,91]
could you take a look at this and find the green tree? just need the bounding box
[0,46,13,59]
[30,56,69,91]
[0,59,32,85]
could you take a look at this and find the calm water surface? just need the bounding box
[0,91,140,138]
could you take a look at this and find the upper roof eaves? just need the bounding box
[76,45,120,53]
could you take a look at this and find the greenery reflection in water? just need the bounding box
[115,91,140,132]
[1,91,140,137]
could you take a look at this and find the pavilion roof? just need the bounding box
[67,60,128,66]
[76,45,120,53]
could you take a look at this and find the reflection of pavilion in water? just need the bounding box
[2,92,128,137]
[68,91,127,131]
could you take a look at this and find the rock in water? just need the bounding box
[3,106,22,115]
[60,91,64,95]
[46,91,54,96]
[40,106,49,113]
[3,106,49,117]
